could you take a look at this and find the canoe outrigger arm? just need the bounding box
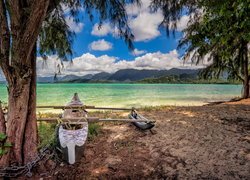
[36,117,155,124]
[36,105,134,111]
[3,107,156,126]
[3,97,155,130]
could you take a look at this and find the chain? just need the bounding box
[0,146,53,178]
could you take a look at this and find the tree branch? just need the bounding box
[5,0,21,64]
[230,61,244,81]
[19,0,50,64]
[0,0,10,67]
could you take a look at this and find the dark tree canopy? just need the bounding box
[38,0,141,61]
[149,0,250,98]
[178,0,250,97]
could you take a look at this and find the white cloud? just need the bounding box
[36,50,205,77]
[126,0,151,16]
[61,4,71,14]
[65,16,84,33]
[91,23,120,38]
[61,3,84,14]
[37,55,64,77]
[90,1,163,42]
[126,0,163,42]
[89,39,113,51]
[36,53,118,76]
[176,15,190,31]
[91,23,112,36]
[129,11,163,41]
[119,50,183,70]
[132,48,147,56]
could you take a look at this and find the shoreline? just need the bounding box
[36,98,249,114]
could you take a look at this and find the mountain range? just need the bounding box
[37,68,200,83]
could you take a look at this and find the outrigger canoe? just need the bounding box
[37,93,155,164]
[129,109,155,130]
[58,93,88,164]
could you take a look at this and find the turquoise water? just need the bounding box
[0,83,242,107]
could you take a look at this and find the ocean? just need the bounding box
[0,83,242,108]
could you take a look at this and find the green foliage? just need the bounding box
[83,0,140,50]
[39,0,141,62]
[151,0,249,88]
[88,123,101,140]
[0,133,6,141]
[141,105,174,112]
[0,133,12,156]
[39,11,74,60]
[38,122,57,148]
[38,120,101,147]
[137,75,239,84]
[177,0,250,84]
[150,0,201,36]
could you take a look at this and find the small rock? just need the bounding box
[105,156,122,166]
[245,153,250,161]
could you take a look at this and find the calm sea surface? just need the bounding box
[0,83,242,107]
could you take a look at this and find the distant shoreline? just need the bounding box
[0,81,241,85]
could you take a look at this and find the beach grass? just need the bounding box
[37,112,103,147]
[88,123,101,140]
[38,122,57,148]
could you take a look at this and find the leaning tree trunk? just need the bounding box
[242,76,249,99]
[0,0,50,167]
[242,43,249,99]
[0,47,38,166]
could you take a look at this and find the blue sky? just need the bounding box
[35,0,199,77]
[68,0,187,61]
[1,0,201,80]
[70,11,184,61]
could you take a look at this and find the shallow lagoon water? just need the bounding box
[0,83,242,108]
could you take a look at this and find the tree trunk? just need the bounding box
[0,48,38,167]
[23,47,38,164]
[0,0,50,167]
[0,103,6,167]
[0,103,6,134]
[249,78,250,96]
[242,43,249,99]
[242,76,249,99]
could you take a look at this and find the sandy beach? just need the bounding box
[37,100,250,179]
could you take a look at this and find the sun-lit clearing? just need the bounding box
[103,125,131,142]
[92,167,109,175]
[177,111,196,117]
